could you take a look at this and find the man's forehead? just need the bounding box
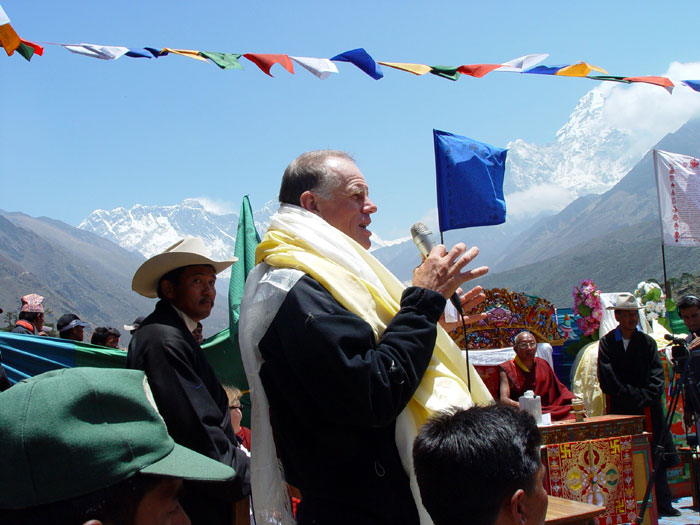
[181,264,216,277]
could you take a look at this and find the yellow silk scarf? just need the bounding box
[255,226,493,430]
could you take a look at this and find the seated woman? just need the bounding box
[499,330,575,421]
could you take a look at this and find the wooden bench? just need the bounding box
[545,495,606,525]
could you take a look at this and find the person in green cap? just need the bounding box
[0,367,235,525]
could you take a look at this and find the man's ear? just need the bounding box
[509,488,526,525]
[160,279,176,301]
[299,190,322,215]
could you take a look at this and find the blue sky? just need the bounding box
[2,0,700,240]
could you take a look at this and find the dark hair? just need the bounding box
[278,150,354,205]
[677,295,700,313]
[91,327,121,346]
[156,266,187,300]
[413,404,542,525]
[0,474,160,525]
[18,312,42,322]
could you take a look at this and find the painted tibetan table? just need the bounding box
[539,415,659,525]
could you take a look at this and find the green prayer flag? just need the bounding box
[15,42,34,62]
[430,65,461,81]
[199,51,243,70]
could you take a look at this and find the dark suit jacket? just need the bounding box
[127,300,250,523]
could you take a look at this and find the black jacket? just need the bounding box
[598,327,677,464]
[127,300,250,523]
[258,274,446,525]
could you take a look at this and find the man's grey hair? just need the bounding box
[514,330,534,346]
[278,150,355,205]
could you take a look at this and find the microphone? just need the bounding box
[410,222,464,315]
[664,334,688,345]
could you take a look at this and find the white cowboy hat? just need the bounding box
[605,292,643,310]
[132,237,237,298]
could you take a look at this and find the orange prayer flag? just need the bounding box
[0,22,20,56]
[556,62,608,77]
[243,53,294,76]
[457,64,501,78]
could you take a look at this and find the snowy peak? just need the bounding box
[78,199,278,261]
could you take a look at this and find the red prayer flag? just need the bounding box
[457,64,501,78]
[242,53,294,76]
[623,76,674,93]
[20,38,43,56]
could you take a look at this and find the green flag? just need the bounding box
[203,195,261,426]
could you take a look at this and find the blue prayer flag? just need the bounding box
[125,48,156,58]
[682,80,700,92]
[331,48,383,80]
[523,64,567,75]
[433,129,507,232]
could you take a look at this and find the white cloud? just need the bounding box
[506,184,576,220]
[189,197,236,215]
[601,61,700,155]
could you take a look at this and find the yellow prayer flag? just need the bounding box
[0,22,20,56]
[378,62,432,76]
[556,62,608,77]
[161,48,208,62]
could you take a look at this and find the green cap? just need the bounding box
[0,367,234,509]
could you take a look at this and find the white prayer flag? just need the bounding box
[495,53,549,72]
[61,43,129,60]
[290,56,338,80]
[0,5,10,26]
[654,149,700,246]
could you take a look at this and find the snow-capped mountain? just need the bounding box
[505,85,668,198]
[78,198,278,261]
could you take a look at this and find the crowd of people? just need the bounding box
[0,149,698,524]
[6,293,134,350]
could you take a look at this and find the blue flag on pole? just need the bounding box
[433,129,507,232]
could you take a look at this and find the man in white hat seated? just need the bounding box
[597,292,680,517]
[239,150,492,524]
[127,237,250,524]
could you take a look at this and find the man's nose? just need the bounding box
[364,197,378,214]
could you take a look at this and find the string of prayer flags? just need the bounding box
[331,48,383,80]
[290,56,338,79]
[378,62,432,75]
[433,129,507,232]
[61,43,129,60]
[200,51,243,70]
[682,80,700,92]
[0,4,20,56]
[243,53,294,76]
[0,2,683,95]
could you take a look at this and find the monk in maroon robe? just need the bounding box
[498,331,575,421]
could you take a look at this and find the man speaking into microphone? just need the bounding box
[239,150,492,525]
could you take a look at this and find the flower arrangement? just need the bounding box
[634,281,666,323]
[572,279,603,337]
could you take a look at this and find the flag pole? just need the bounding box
[652,150,672,297]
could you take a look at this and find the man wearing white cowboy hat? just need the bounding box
[127,237,250,524]
[597,292,680,517]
